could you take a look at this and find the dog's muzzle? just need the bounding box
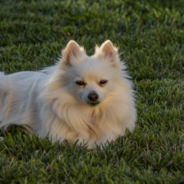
[87,92,99,106]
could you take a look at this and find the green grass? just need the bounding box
[0,0,184,183]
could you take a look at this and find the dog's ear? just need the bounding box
[100,40,118,58]
[60,40,86,68]
[94,40,121,69]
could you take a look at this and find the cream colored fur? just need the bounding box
[0,40,136,148]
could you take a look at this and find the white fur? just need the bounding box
[0,40,136,148]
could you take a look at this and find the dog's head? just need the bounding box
[59,40,123,107]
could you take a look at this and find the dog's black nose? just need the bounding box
[88,92,99,102]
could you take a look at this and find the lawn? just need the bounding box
[0,0,184,183]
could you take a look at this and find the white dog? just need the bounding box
[0,40,136,148]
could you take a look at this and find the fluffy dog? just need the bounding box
[0,40,136,148]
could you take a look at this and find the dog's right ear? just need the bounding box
[60,40,86,69]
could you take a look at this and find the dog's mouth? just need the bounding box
[88,101,100,106]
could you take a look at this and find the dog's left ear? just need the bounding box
[94,40,121,69]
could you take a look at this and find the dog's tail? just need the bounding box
[0,72,15,126]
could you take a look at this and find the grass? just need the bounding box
[0,0,184,183]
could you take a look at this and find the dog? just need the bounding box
[0,40,136,148]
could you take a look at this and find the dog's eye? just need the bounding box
[75,81,86,86]
[99,80,108,85]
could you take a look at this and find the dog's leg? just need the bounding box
[0,72,15,123]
